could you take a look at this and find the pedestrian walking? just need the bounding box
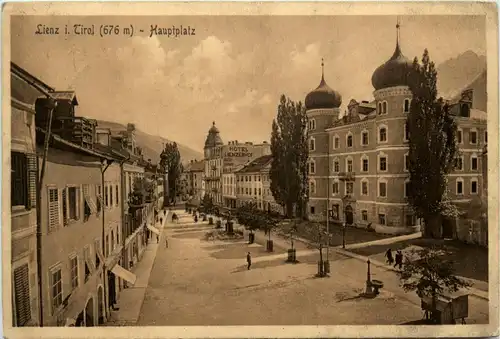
[394,250,403,269]
[160,217,163,225]
[156,234,159,243]
[246,252,252,270]
[165,238,169,248]
[385,248,394,265]
[164,210,166,216]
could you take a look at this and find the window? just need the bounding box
[50,267,63,314]
[347,134,353,148]
[115,185,119,206]
[309,119,316,130]
[258,188,262,196]
[309,161,316,174]
[11,152,28,207]
[334,136,340,149]
[471,180,478,194]
[378,101,388,114]
[362,210,368,221]
[378,214,386,225]
[405,214,416,226]
[333,160,340,173]
[309,138,316,151]
[404,98,410,113]
[362,158,369,172]
[379,126,387,143]
[378,181,387,197]
[109,185,113,208]
[361,180,368,196]
[105,186,109,207]
[470,130,477,144]
[455,156,463,171]
[457,129,463,144]
[48,188,60,231]
[346,158,353,172]
[13,264,31,326]
[310,206,315,214]
[62,188,68,226]
[471,156,478,171]
[68,186,80,221]
[379,156,387,172]
[485,131,488,144]
[456,179,464,195]
[404,123,410,141]
[404,180,411,198]
[404,154,409,171]
[332,182,339,195]
[346,182,354,195]
[70,256,78,290]
[254,188,257,195]
[309,181,316,194]
[361,131,369,146]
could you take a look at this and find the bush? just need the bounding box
[204,229,244,241]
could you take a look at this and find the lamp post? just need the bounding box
[365,259,373,295]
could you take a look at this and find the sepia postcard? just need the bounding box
[2,2,499,338]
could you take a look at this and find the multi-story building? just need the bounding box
[235,155,273,210]
[306,26,487,235]
[222,164,245,209]
[185,160,205,204]
[203,121,271,207]
[10,62,49,327]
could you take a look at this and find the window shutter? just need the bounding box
[26,154,37,209]
[75,187,81,220]
[13,264,31,326]
[62,188,68,226]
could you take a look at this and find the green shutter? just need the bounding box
[13,264,31,326]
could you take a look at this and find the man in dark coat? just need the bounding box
[246,252,252,270]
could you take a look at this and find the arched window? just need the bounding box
[456,178,464,195]
[378,152,388,172]
[346,156,354,173]
[309,137,316,151]
[361,154,369,172]
[333,135,340,149]
[378,125,388,143]
[404,123,410,142]
[309,160,316,174]
[360,178,369,196]
[346,132,353,148]
[378,178,388,198]
[309,180,316,194]
[333,158,340,173]
[382,101,388,114]
[332,179,339,195]
[404,98,411,113]
[361,129,369,146]
[378,102,382,115]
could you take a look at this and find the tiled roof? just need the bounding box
[236,155,273,173]
[189,160,205,172]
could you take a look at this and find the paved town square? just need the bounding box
[130,210,489,326]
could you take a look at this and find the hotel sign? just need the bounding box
[224,146,253,158]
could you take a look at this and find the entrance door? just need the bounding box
[345,205,354,225]
[442,218,454,239]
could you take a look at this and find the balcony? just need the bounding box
[51,116,97,149]
[338,172,356,181]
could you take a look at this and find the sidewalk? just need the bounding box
[104,210,169,326]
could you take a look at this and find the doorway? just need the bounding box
[345,205,354,225]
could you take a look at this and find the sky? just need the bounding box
[11,15,485,152]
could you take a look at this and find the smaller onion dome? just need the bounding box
[305,59,342,110]
[371,21,413,91]
[204,121,224,149]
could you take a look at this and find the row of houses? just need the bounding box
[10,63,166,327]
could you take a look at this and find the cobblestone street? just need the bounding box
[135,210,489,326]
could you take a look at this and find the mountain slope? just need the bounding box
[96,120,203,164]
[437,50,487,100]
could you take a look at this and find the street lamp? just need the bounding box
[365,259,372,295]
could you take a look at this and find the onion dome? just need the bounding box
[371,21,413,91]
[204,121,224,149]
[305,59,342,110]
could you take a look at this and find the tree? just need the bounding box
[262,212,279,243]
[398,246,471,323]
[304,221,330,276]
[270,95,309,218]
[201,194,214,215]
[406,49,459,238]
[281,220,298,251]
[159,142,182,205]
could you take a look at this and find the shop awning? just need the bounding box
[147,225,160,235]
[111,264,137,285]
[104,245,123,269]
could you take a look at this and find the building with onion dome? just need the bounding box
[306,22,487,236]
[202,121,271,207]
